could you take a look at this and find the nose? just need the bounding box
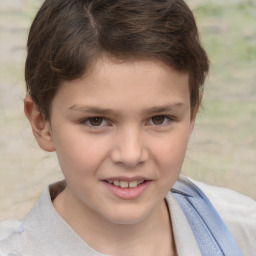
[110,127,148,168]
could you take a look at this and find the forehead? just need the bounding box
[54,57,190,113]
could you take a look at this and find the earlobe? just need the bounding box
[24,96,55,152]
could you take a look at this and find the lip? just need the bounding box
[103,176,148,182]
[102,177,152,200]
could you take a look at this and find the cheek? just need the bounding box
[53,132,109,178]
[151,130,190,171]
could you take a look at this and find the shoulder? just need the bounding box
[0,181,103,256]
[0,220,24,256]
[171,176,256,222]
[0,186,58,255]
[0,219,38,255]
[0,220,24,241]
[190,178,256,255]
[189,178,256,221]
[0,217,56,256]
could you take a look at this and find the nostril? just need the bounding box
[110,146,148,167]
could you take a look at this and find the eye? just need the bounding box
[82,117,108,127]
[149,115,171,125]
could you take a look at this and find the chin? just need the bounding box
[103,207,150,226]
[109,217,145,226]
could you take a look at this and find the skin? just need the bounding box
[24,57,196,256]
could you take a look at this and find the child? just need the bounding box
[0,0,255,255]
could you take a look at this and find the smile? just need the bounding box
[106,180,145,188]
[103,178,151,199]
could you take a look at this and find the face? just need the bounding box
[42,57,194,225]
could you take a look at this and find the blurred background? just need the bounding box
[0,0,255,222]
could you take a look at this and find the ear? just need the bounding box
[24,95,55,152]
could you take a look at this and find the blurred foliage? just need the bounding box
[183,0,256,197]
[194,0,256,66]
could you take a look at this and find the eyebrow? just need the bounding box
[68,102,186,115]
[143,103,186,115]
[68,105,115,115]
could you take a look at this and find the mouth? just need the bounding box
[102,178,151,199]
[104,179,145,189]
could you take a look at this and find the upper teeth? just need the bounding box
[107,180,144,188]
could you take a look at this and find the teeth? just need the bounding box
[129,180,138,188]
[113,180,120,186]
[120,181,129,188]
[107,180,144,188]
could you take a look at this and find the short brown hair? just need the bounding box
[25,0,209,120]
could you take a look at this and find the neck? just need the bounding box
[53,187,176,256]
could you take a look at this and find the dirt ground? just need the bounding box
[0,0,255,222]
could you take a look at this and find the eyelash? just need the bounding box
[148,115,174,126]
[80,117,108,127]
[80,115,174,128]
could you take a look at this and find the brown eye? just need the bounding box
[88,117,103,126]
[151,116,165,125]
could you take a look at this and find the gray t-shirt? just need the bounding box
[0,178,255,256]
